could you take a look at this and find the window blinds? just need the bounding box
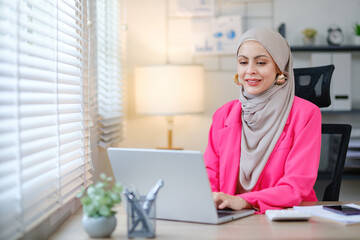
[90,0,125,148]
[0,0,92,239]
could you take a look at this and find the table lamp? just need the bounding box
[134,65,204,150]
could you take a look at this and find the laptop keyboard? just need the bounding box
[217,210,238,218]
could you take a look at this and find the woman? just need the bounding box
[204,28,321,213]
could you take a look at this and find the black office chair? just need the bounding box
[294,64,352,201]
[316,124,352,201]
[294,65,334,108]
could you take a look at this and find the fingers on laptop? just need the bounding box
[212,192,250,210]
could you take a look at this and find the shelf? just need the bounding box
[343,171,360,180]
[291,45,360,52]
[320,110,360,114]
[317,171,360,180]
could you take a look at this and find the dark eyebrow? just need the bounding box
[237,54,269,59]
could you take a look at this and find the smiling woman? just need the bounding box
[204,28,322,214]
[236,41,280,95]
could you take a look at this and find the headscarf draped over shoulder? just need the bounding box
[237,28,295,191]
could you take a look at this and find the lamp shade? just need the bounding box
[135,65,204,115]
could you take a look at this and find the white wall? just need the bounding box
[274,0,360,46]
[119,0,275,152]
[274,0,360,109]
[116,0,360,200]
[119,0,360,153]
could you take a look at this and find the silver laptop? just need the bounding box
[107,148,254,224]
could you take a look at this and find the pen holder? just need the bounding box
[126,196,156,238]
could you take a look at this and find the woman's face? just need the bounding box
[237,41,279,95]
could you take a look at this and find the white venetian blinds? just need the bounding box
[90,0,125,148]
[0,0,92,239]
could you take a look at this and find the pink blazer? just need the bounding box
[204,96,322,213]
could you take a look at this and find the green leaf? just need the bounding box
[99,206,111,217]
[113,182,123,194]
[87,185,95,196]
[79,173,123,217]
[95,182,104,189]
[110,193,121,203]
[83,204,97,217]
[100,173,107,180]
[80,196,91,206]
[98,196,109,205]
[76,187,85,198]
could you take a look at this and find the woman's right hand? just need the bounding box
[212,192,252,210]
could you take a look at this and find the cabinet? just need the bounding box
[311,53,351,111]
[291,45,360,110]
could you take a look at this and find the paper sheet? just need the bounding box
[294,203,360,225]
[191,15,242,55]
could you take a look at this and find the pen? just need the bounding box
[123,188,153,233]
[143,179,164,213]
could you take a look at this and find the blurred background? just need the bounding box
[104,0,360,200]
[119,0,360,151]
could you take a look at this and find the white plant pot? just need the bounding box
[303,37,315,46]
[354,36,360,45]
[82,215,117,238]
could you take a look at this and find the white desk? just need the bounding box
[50,201,360,240]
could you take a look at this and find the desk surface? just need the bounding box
[50,202,360,240]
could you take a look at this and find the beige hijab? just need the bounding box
[237,28,295,191]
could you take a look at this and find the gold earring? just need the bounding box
[275,74,287,85]
[233,73,242,85]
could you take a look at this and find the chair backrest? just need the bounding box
[293,64,352,201]
[315,124,352,201]
[294,64,334,108]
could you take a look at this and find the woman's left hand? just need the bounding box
[212,192,252,210]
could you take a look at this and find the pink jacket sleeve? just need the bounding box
[204,100,239,193]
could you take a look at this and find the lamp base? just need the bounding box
[158,116,184,150]
[156,147,183,150]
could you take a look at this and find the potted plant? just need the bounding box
[77,173,123,238]
[353,23,360,45]
[302,28,317,46]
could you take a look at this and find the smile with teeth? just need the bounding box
[245,79,261,86]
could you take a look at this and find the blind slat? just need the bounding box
[0,1,92,239]
[0,0,126,238]
[91,0,124,148]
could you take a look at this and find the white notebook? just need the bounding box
[294,204,360,225]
